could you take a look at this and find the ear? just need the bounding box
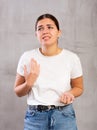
[35,32,37,37]
[58,30,62,38]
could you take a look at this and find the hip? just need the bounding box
[24,104,78,130]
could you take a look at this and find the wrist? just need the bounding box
[25,81,32,90]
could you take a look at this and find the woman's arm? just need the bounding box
[14,74,31,97]
[14,58,40,97]
[60,76,84,104]
[69,76,84,97]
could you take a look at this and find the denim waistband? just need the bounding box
[28,105,68,112]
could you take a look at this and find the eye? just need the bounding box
[37,27,44,31]
[48,26,54,29]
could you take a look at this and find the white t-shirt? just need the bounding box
[17,48,83,106]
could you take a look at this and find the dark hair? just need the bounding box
[35,13,60,31]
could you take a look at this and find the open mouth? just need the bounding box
[42,36,51,40]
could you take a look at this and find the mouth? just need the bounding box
[42,36,51,40]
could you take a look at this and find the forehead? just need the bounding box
[37,18,55,27]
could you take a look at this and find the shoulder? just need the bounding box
[21,48,39,58]
[62,49,79,59]
[19,48,39,62]
[62,49,82,65]
[23,48,39,56]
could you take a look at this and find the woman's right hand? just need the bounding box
[24,58,40,88]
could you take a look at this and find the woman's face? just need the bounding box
[35,18,61,46]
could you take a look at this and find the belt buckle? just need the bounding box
[38,105,48,111]
[48,105,52,110]
[48,105,55,110]
[37,105,43,111]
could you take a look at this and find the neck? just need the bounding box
[39,45,62,56]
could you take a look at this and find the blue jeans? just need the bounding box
[24,104,78,130]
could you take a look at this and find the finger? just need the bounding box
[31,58,37,65]
[66,96,71,104]
[32,59,40,74]
[70,96,75,103]
[67,94,75,104]
[24,65,28,77]
[30,58,38,72]
[37,64,40,73]
[30,59,34,72]
[60,95,67,104]
[60,95,64,103]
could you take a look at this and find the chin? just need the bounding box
[41,42,51,46]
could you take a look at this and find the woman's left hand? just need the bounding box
[60,92,75,105]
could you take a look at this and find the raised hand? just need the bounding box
[24,58,40,88]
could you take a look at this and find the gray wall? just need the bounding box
[0,0,97,130]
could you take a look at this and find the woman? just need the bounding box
[14,13,84,130]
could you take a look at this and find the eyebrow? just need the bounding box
[37,24,55,28]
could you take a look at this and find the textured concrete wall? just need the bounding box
[0,0,97,130]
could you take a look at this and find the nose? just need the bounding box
[42,27,49,34]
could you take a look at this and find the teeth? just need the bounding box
[43,36,50,39]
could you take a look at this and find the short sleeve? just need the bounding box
[17,53,26,76]
[71,54,83,79]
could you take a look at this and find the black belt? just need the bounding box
[28,105,66,111]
